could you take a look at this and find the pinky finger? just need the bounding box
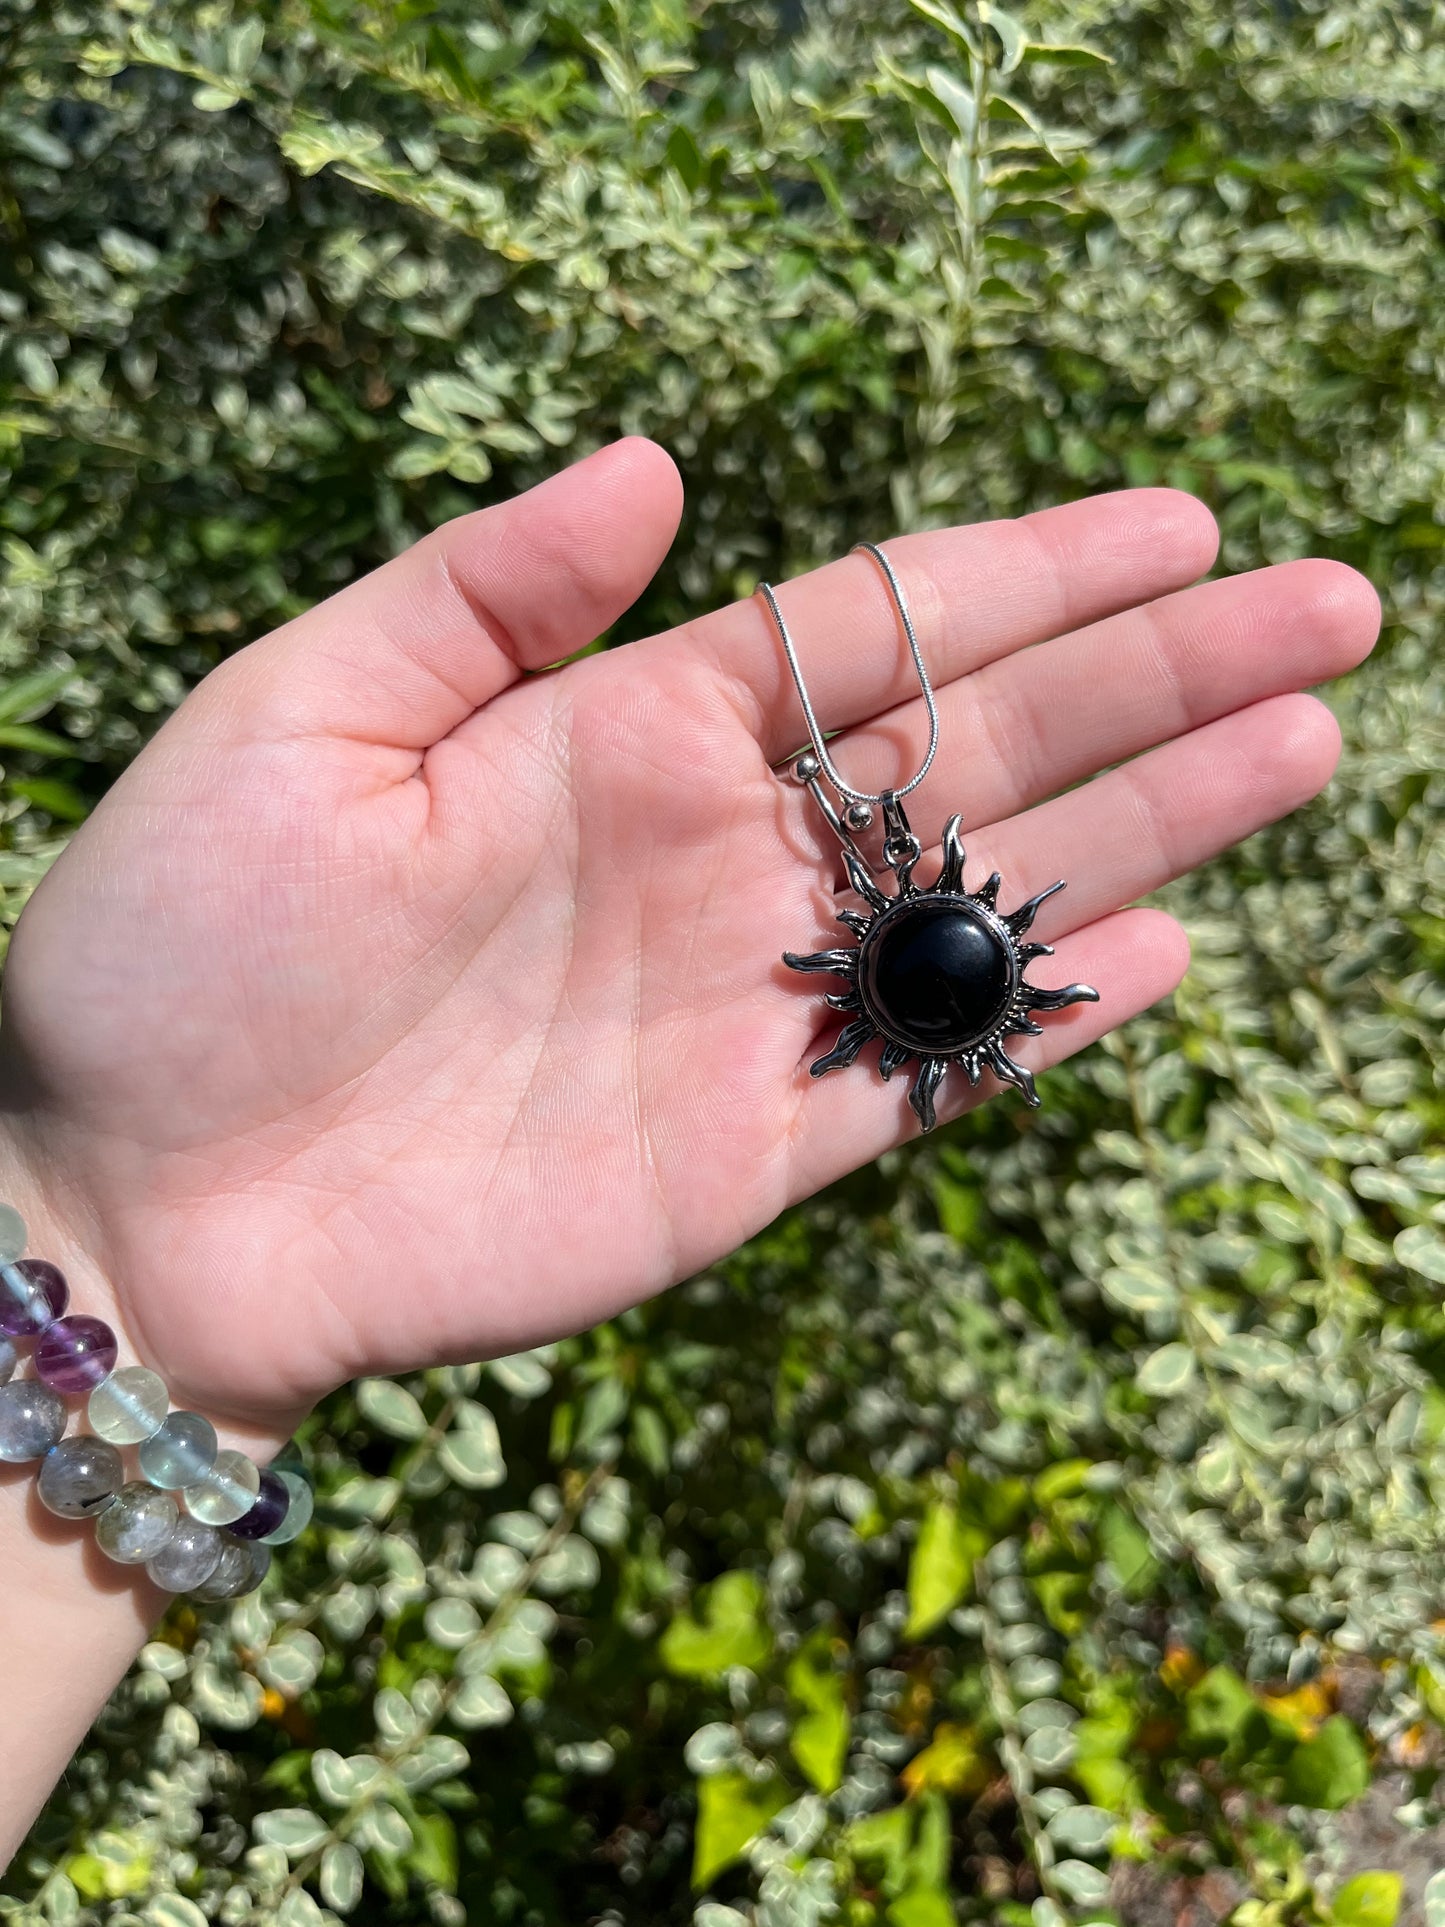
[785,906,1191,1197]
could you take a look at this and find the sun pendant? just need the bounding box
[784,811,1099,1132]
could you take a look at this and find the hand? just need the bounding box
[0,440,1379,1436]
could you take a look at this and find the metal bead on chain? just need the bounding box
[0,1203,313,1596]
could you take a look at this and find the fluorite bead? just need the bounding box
[139,1411,217,1490]
[261,1469,314,1546]
[37,1435,124,1518]
[0,1204,26,1264]
[88,1365,168,1445]
[0,1336,14,1388]
[230,1467,288,1540]
[95,1482,178,1565]
[35,1314,119,1394]
[184,1448,260,1526]
[0,1259,68,1338]
[146,1516,222,1592]
[0,1380,66,1461]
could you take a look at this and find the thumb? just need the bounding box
[211,437,684,750]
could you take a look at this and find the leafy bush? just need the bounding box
[2,1,1444,1921]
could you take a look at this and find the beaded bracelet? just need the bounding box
[0,1203,310,1600]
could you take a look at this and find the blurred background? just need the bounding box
[1,1,1443,1921]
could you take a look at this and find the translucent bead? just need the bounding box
[139,1411,217,1490]
[146,1516,222,1592]
[0,1259,68,1338]
[261,1469,315,1546]
[200,1535,273,1601]
[88,1365,168,1445]
[230,1466,288,1540]
[0,1380,66,1461]
[95,1481,178,1565]
[0,1336,14,1387]
[184,1448,260,1526]
[35,1315,119,1395]
[0,1203,26,1264]
[37,1435,124,1518]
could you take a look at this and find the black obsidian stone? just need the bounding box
[858,896,1016,1053]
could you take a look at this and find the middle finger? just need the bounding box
[816,557,1380,832]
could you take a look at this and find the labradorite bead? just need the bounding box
[146,1516,222,1592]
[89,1365,169,1445]
[261,1468,314,1546]
[0,1336,14,1387]
[192,1533,274,1600]
[95,1481,178,1564]
[859,896,1017,1054]
[0,1259,68,1338]
[230,1467,288,1540]
[37,1435,124,1518]
[0,1380,66,1461]
[35,1314,119,1395]
[190,1537,250,1601]
[139,1411,218,1490]
[184,1448,260,1526]
[0,1204,26,1264]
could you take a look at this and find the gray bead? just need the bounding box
[0,1336,14,1387]
[146,1516,223,1592]
[38,1435,124,1518]
[191,1535,270,1601]
[95,1481,178,1564]
[0,1380,66,1462]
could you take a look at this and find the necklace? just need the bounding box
[763,543,1099,1133]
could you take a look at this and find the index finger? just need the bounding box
[651,489,1219,766]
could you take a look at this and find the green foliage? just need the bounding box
[2,0,1445,1920]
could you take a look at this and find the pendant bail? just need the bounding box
[880,791,923,893]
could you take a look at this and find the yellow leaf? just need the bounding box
[901,1722,988,1799]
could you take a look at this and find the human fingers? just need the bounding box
[201,437,684,751]
[817,558,1379,830]
[657,489,1218,761]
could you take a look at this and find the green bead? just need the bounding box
[184,1448,260,1526]
[0,1204,25,1265]
[88,1365,169,1445]
[138,1411,217,1490]
[261,1468,314,1545]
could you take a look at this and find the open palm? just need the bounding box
[0,440,1379,1436]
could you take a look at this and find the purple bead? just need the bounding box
[35,1314,119,1394]
[0,1259,68,1337]
[230,1467,288,1540]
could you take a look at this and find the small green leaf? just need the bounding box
[666,123,703,191]
[788,1644,850,1793]
[661,1571,770,1679]
[691,1771,787,1888]
[1333,1874,1402,1927]
[0,664,74,725]
[254,1808,330,1855]
[1136,1341,1196,1396]
[356,1378,427,1440]
[1185,1666,1256,1748]
[1395,1225,1445,1284]
[1285,1715,1370,1809]
[905,1497,981,1638]
[450,1672,513,1729]
[319,1842,364,1914]
[8,776,87,821]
